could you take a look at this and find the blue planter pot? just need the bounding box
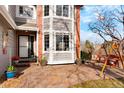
[6,71,16,79]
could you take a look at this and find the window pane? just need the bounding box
[19,6,33,17]
[24,7,33,17]
[63,35,69,51]
[44,5,49,16]
[19,6,23,14]
[56,5,62,16]
[44,34,49,51]
[56,34,63,51]
[63,5,69,17]
[56,34,69,51]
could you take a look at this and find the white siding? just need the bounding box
[7,30,16,56]
[0,55,9,76]
[0,22,9,76]
[0,22,16,76]
[8,5,16,20]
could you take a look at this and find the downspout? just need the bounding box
[37,5,43,63]
[75,6,81,59]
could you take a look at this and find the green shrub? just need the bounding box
[80,51,91,61]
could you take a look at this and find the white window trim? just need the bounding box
[43,31,72,52]
[55,32,71,52]
[16,5,35,19]
[43,5,74,20]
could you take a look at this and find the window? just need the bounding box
[56,34,69,51]
[44,34,49,51]
[23,7,33,17]
[44,5,49,16]
[56,35,62,51]
[63,5,69,17]
[56,5,69,17]
[19,6,23,14]
[18,6,33,17]
[56,5,62,16]
[63,35,69,50]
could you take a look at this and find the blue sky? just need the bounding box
[80,5,123,44]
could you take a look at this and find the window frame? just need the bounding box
[55,5,70,18]
[16,5,34,19]
[56,5,62,16]
[19,6,23,15]
[55,33,70,51]
[44,33,49,51]
[63,5,69,17]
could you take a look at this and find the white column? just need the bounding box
[71,5,75,62]
[49,5,53,64]
[36,28,39,64]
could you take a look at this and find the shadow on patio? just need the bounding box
[84,63,124,85]
[0,62,124,88]
[0,60,36,87]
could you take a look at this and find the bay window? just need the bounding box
[56,33,69,51]
[44,5,49,16]
[56,5,69,17]
[63,5,69,17]
[56,5,62,16]
[44,33,49,51]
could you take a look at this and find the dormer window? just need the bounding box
[18,6,34,18]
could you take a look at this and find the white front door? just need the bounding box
[19,36,29,57]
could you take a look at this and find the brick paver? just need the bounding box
[0,64,123,88]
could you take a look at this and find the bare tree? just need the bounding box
[89,6,124,68]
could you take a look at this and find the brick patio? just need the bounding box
[0,63,124,88]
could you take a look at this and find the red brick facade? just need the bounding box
[37,5,43,62]
[76,6,81,59]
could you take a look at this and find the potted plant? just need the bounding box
[6,65,16,79]
[39,55,47,66]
